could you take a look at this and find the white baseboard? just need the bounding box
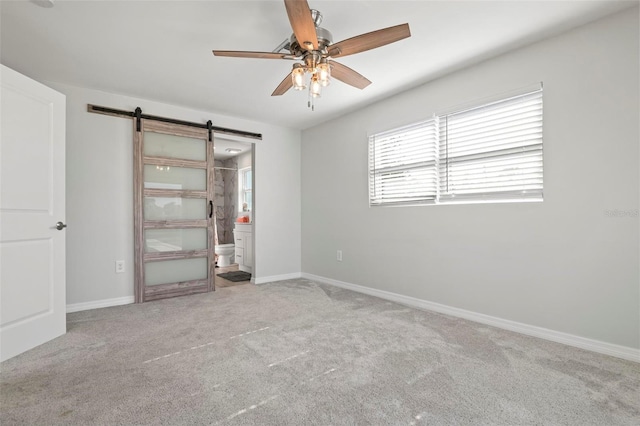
[301,273,640,363]
[66,296,135,313]
[254,272,302,285]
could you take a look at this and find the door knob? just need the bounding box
[55,221,67,230]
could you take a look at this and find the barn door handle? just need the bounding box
[55,221,67,230]
[209,201,213,218]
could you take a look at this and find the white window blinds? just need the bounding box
[368,86,543,207]
[438,89,543,202]
[368,119,439,206]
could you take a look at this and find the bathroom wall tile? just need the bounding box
[221,158,238,244]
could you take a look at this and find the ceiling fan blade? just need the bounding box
[284,0,318,51]
[212,50,295,60]
[329,60,371,90]
[272,72,293,96]
[327,23,411,58]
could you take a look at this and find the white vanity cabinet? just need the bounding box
[233,223,253,273]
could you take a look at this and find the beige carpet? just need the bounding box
[1,279,638,425]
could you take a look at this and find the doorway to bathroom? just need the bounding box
[132,118,256,302]
[213,137,254,288]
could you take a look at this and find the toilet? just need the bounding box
[214,243,235,267]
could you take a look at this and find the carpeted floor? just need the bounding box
[1,279,638,425]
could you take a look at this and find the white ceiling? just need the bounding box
[214,136,253,160]
[1,0,636,130]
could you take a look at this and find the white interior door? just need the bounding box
[0,65,66,362]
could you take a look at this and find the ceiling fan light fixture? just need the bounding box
[317,60,331,87]
[292,64,306,91]
[310,75,322,98]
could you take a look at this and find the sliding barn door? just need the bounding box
[134,120,215,302]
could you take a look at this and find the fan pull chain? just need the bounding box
[308,89,315,111]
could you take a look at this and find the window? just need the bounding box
[368,119,439,206]
[368,87,543,206]
[239,167,252,212]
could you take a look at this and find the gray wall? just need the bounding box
[237,150,252,170]
[58,83,301,306]
[301,9,639,349]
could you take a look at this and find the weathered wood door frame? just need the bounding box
[133,119,215,302]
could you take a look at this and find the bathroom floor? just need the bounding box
[215,264,251,288]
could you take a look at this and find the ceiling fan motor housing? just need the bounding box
[289,26,333,56]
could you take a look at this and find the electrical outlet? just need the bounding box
[115,260,125,273]
[337,250,343,262]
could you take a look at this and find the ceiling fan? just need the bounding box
[212,0,411,109]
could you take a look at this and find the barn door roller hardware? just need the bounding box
[87,104,262,140]
[135,107,142,132]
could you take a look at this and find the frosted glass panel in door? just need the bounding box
[144,197,206,220]
[144,165,206,190]
[145,258,208,286]
[145,228,207,252]
[144,131,206,161]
